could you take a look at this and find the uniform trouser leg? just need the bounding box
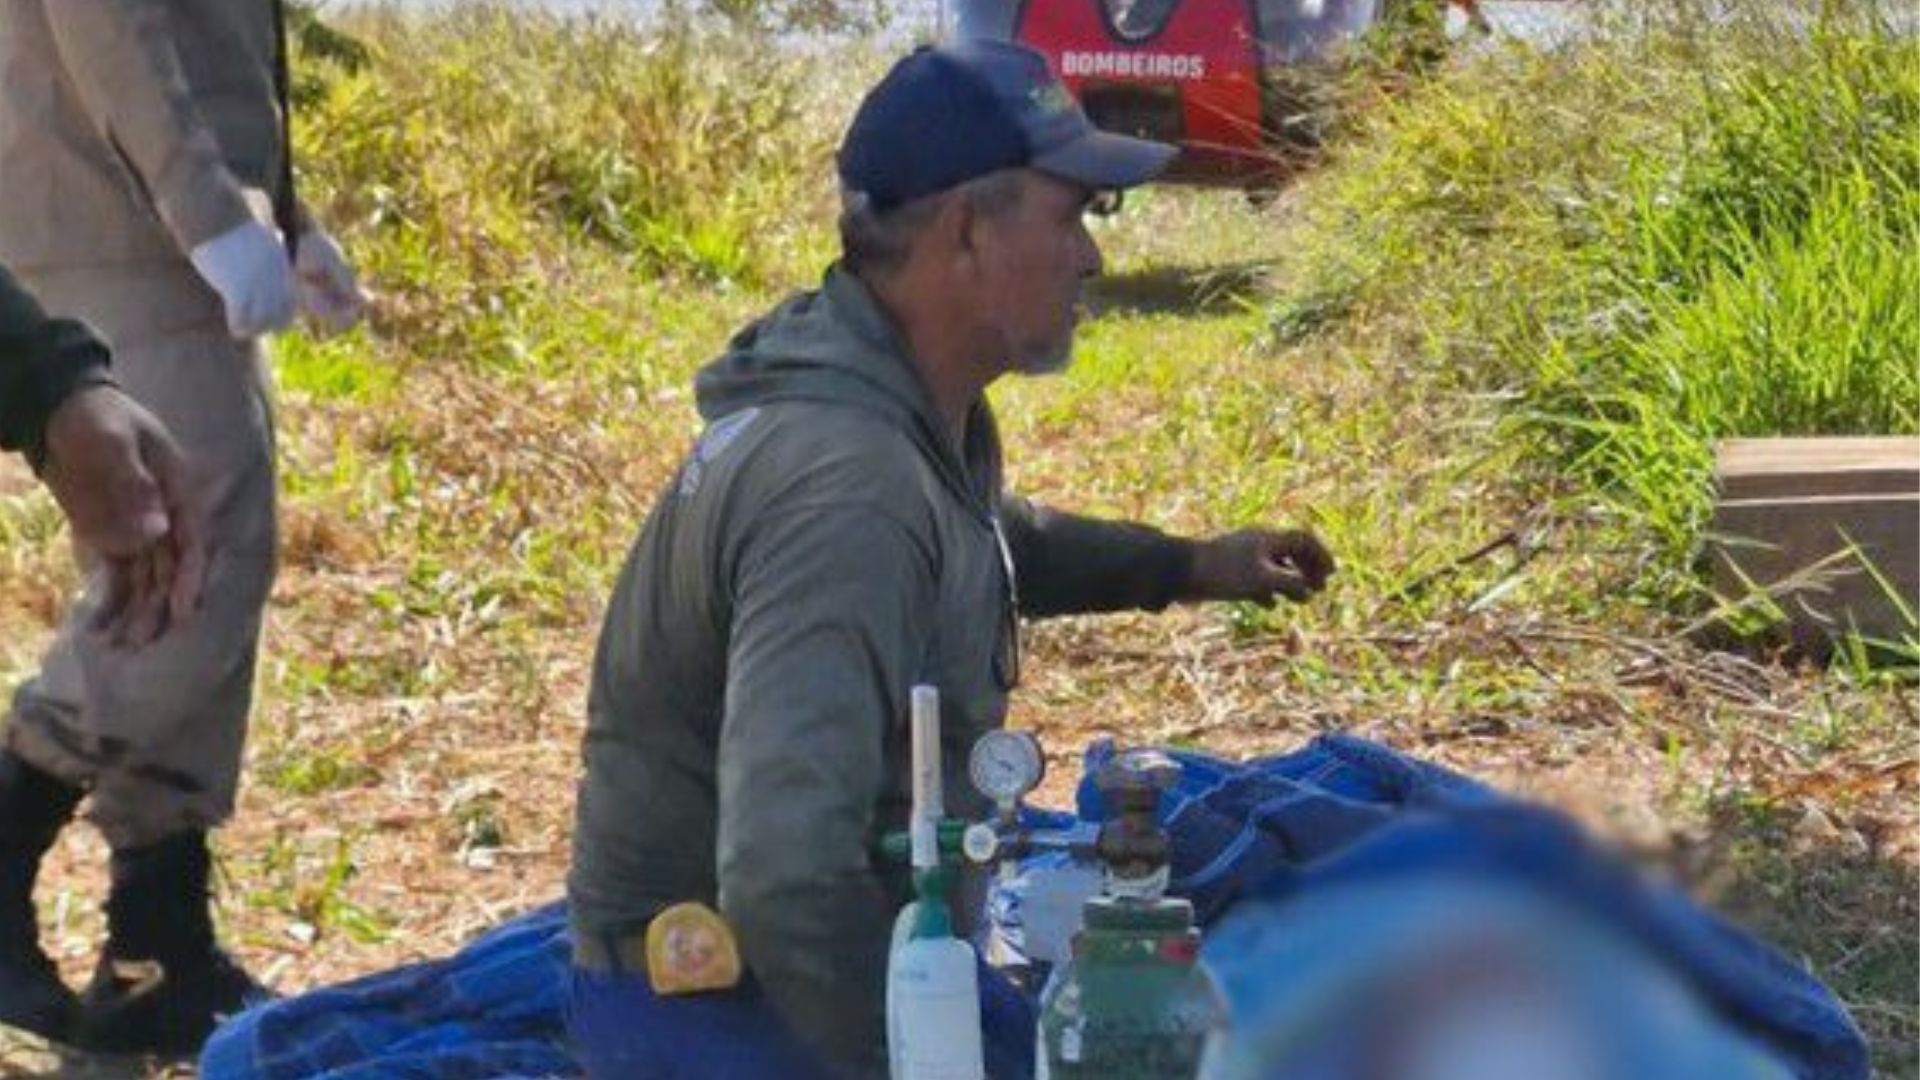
[3,321,277,851]
[3,304,276,1053]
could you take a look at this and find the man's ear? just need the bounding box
[939,191,983,275]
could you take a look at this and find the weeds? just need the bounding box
[1269,0,1918,590]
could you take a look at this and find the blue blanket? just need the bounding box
[1074,736,1867,1080]
[200,735,1867,1080]
[199,906,574,1080]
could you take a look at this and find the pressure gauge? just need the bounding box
[969,730,1045,804]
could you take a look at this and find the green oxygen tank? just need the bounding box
[1036,752,1223,1079]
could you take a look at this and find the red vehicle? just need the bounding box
[954,0,1481,191]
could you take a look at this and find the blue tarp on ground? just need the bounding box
[199,735,1868,1080]
[199,904,575,1080]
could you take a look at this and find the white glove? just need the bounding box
[188,220,297,339]
[294,228,368,336]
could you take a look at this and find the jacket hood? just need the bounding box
[694,265,995,511]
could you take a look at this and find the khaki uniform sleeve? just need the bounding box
[998,494,1197,618]
[39,0,255,254]
[715,499,937,1079]
[0,265,113,469]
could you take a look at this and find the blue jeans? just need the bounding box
[567,957,1035,1079]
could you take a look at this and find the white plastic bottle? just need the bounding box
[891,927,984,1080]
[887,685,985,1080]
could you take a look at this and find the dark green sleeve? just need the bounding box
[0,265,113,470]
[716,499,938,1078]
[998,494,1197,618]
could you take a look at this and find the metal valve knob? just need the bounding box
[1093,750,1179,896]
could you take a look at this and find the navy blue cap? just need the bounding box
[838,40,1177,211]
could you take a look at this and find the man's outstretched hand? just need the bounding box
[1183,527,1335,606]
[40,385,208,647]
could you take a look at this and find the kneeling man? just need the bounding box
[567,40,1334,1080]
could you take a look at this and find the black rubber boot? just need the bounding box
[75,831,271,1057]
[0,749,85,1042]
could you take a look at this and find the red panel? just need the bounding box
[1015,0,1275,185]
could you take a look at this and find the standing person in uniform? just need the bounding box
[0,0,366,1055]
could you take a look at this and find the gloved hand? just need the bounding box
[188,220,297,339]
[293,228,368,336]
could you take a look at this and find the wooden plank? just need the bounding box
[1709,491,1919,656]
[1716,436,1919,502]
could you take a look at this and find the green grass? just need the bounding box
[294,3,846,298]
[1266,0,1919,587]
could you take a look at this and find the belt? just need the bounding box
[573,922,652,974]
[574,905,748,997]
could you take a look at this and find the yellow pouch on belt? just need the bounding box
[645,902,742,995]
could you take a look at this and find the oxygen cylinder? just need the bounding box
[1034,751,1223,1079]
[887,686,985,1080]
[1035,895,1221,1079]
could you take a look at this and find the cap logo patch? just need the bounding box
[1028,82,1077,117]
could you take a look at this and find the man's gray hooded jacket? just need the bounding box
[568,267,1195,1074]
